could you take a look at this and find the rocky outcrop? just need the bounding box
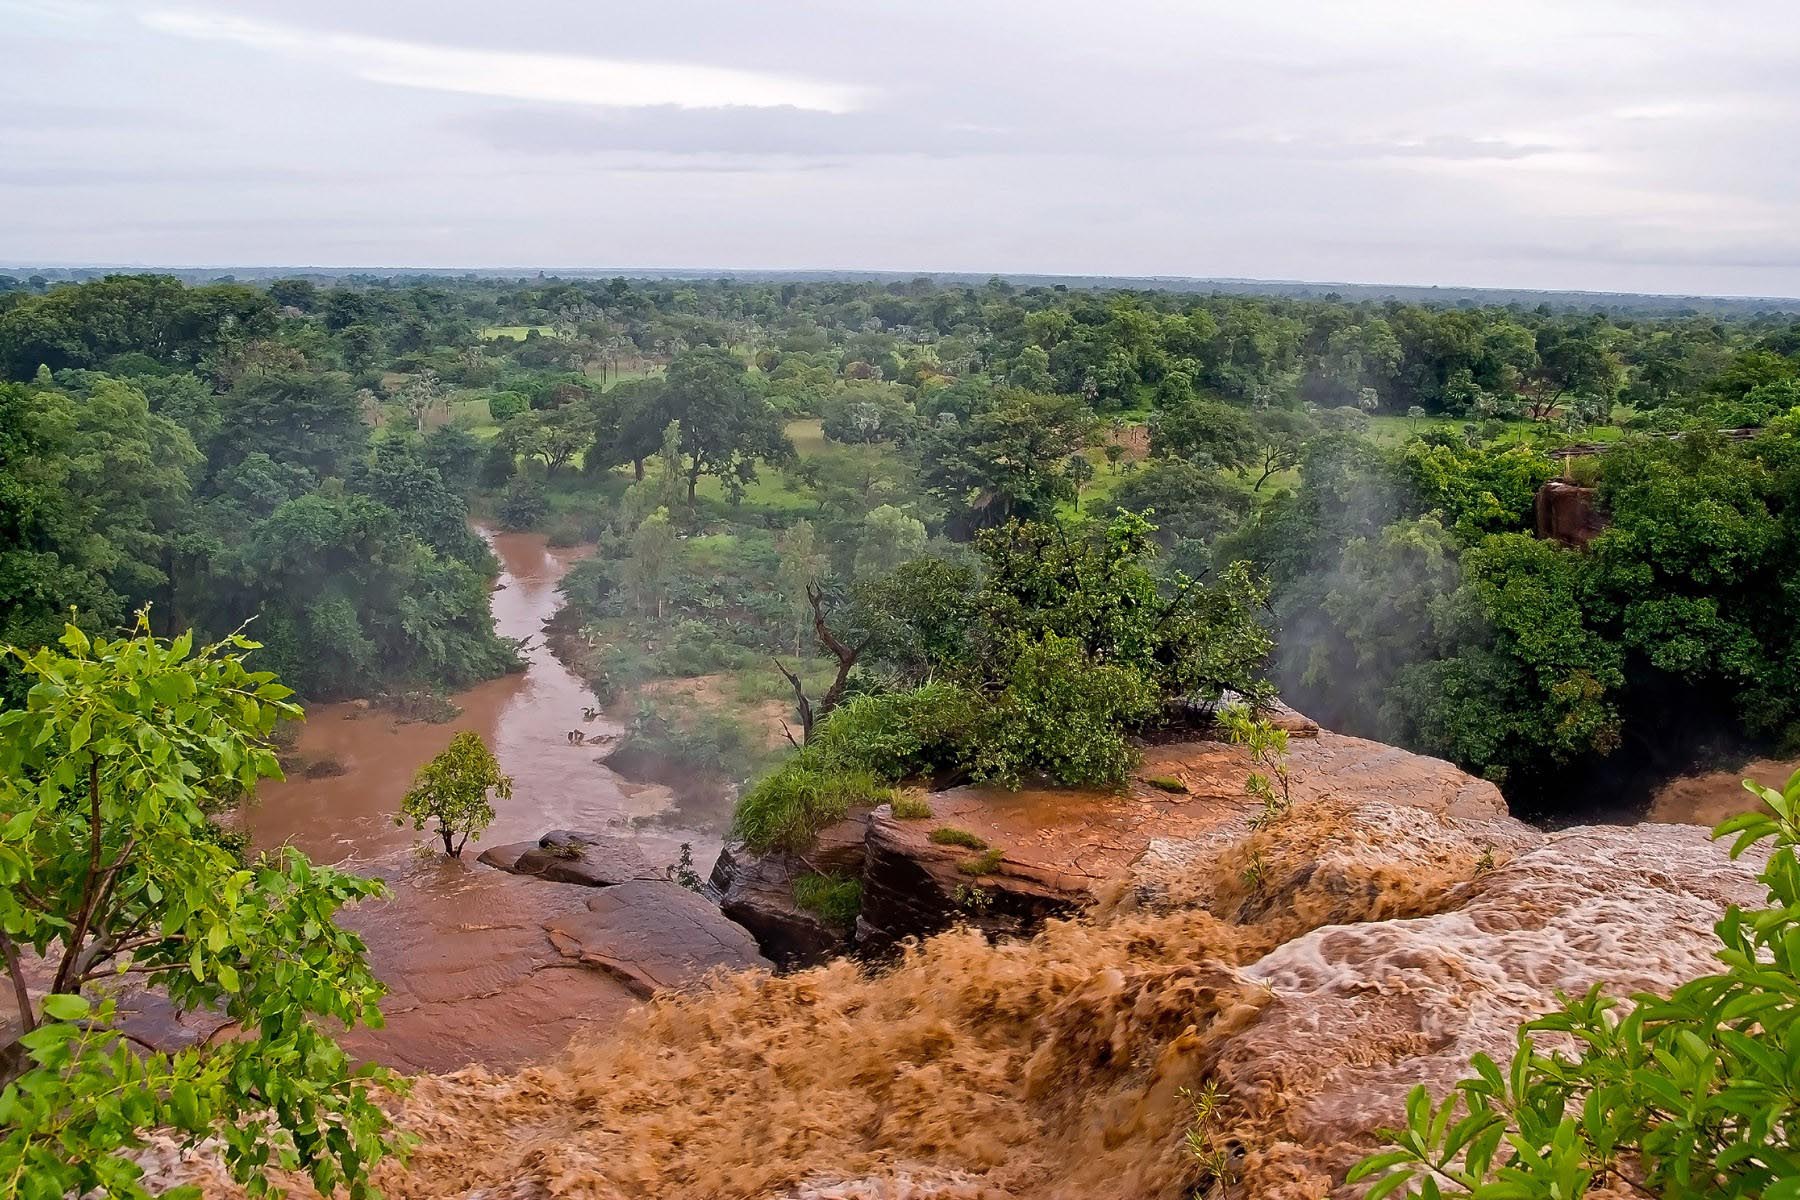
[478,829,663,887]
[543,879,773,997]
[856,730,1510,951]
[1216,821,1765,1194]
[1535,479,1609,547]
[709,812,868,969]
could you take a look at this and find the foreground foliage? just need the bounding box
[1350,768,1800,1198]
[0,620,398,1200]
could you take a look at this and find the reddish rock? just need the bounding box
[543,879,772,996]
[857,731,1509,951]
[1536,479,1609,547]
[479,830,661,887]
[709,812,869,968]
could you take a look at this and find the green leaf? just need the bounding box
[40,992,90,1021]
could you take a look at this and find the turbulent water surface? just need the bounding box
[233,528,732,1071]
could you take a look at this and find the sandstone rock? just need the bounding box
[709,813,869,968]
[857,731,1509,951]
[479,829,661,887]
[543,879,772,996]
[1215,821,1765,1194]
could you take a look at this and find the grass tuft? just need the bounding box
[928,826,988,851]
[891,792,933,820]
[1143,774,1189,793]
[792,872,862,925]
[956,848,1005,876]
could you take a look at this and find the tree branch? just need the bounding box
[0,930,34,1032]
[52,755,106,995]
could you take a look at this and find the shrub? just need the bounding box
[813,683,984,780]
[395,731,512,857]
[792,872,862,925]
[654,620,748,677]
[969,633,1160,788]
[487,390,528,422]
[1351,768,1800,1198]
[497,476,548,530]
[732,748,893,853]
[929,826,988,850]
[621,696,757,779]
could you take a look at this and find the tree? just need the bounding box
[216,369,365,479]
[658,349,794,502]
[922,388,1096,534]
[623,507,679,619]
[854,504,927,580]
[396,731,512,857]
[395,368,446,432]
[1148,396,1260,469]
[0,618,397,1198]
[499,405,589,478]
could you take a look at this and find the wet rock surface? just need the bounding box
[479,829,663,887]
[543,879,773,996]
[1219,821,1765,1193]
[710,813,868,968]
[855,730,1510,950]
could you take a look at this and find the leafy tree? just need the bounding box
[623,507,679,619]
[1353,768,1800,1198]
[854,504,927,580]
[1109,459,1250,547]
[215,369,365,479]
[499,405,588,478]
[922,388,1096,534]
[657,349,794,502]
[0,618,397,1199]
[396,731,513,857]
[1148,396,1260,469]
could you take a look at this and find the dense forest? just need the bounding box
[4,269,1799,816]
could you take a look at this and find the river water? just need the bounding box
[227,529,732,1072]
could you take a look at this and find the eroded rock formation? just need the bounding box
[147,724,1762,1200]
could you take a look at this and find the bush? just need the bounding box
[497,476,548,530]
[487,390,528,422]
[654,620,749,677]
[812,683,984,780]
[792,872,862,925]
[732,747,894,853]
[621,696,758,778]
[1352,768,1800,1197]
[969,633,1160,788]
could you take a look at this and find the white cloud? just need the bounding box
[139,9,866,113]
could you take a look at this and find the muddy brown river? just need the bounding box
[223,529,733,1072]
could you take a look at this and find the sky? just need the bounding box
[4,0,1800,296]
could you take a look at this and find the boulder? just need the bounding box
[479,829,661,887]
[708,812,869,968]
[543,879,773,996]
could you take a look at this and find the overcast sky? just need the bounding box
[4,0,1799,295]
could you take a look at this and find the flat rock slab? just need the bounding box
[544,879,772,996]
[478,830,661,887]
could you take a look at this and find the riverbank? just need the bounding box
[231,527,734,1071]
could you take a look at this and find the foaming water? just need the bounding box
[154,798,1763,1199]
[232,528,731,1071]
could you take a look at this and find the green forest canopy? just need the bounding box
[3,271,1800,815]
